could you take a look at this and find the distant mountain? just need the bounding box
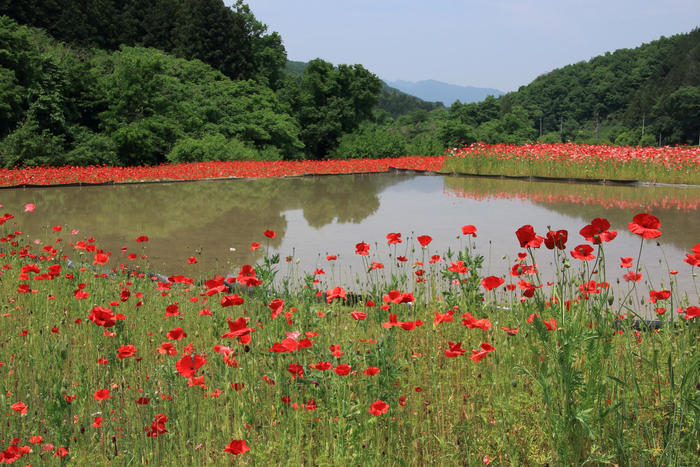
[386,79,504,106]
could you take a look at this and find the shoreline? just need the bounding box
[2,165,699,190]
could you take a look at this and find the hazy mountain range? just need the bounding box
[385,79,504,106]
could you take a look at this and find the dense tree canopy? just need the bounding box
[282,59,382,158]
[0,2,697,167]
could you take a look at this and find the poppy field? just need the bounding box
[441,143,700,185]
[0,142,698,189]
[0,157,445,188]
[0,202,698,465]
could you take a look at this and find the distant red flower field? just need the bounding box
[0,156,446,187]
[1,143,697,187]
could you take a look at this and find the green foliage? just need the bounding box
[0,0,287,87]
[0,116,66,166]
[65,127,119,166]
[166,133,259,163]
[283,58,382,158]
[0,19,303,167]
[538,131,562,144]
[406,134,444,156]
[1,6,697,166]
[334,127,407,159]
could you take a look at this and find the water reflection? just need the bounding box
[443,176,700,251]
[1,174,698,302]
[1,175,396,275]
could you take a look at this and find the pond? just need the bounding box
[1,173,698,303]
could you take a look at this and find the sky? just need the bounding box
[229,0,699,92]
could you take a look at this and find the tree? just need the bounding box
[285,58,381,158]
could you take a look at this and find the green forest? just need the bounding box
[0,0,698,167]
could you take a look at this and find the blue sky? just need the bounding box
[232,1,699,92]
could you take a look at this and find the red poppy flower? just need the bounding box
[325,286,347,303]
[263,230,276,239]
[684,252,700,267]
[383,290,415,304]
[224,439,250,455]
[221,294,244,307]
[543,318,557,331]
[175,354,206,378]
[683,306,699,319]
[24,203,35,212]
[250,242,260,251]
[516,225,543,248]
[570,244,595,261]
[221,317,255,339]
[157,342,177,356]
[269,298,284,320]
[186,256,197,264]
[620,257,633,268]
[310,361,332,371]
[448,261,468,274]
[10,401,27,415]
[544,229,568,250]
[363,366,380,375]
[288,363,304,379]
[88,306,116,327]
[145,414,168,438]
[649,290,671,303]
[369,400,389,416]
[481,276,504,291]
[434,311,454,325]
[461,225,477,237]
[623,271,643,282]
[444,341,467,357]
[417,235,432,247]
[93,389,111,401]
[501,326,519,336]
[116,345,137,359]
[333,364,352,376]
[326,255,337,261]
[580,218,617,244]
[355,242,370,255]
[461,312,492,330]
[136,235,149,242]
[93,252,109,265]
[470,348,491,362]
[386,232,402,244]
[350,311,367,321]
[166,327,186,341]
[628,213,661,239]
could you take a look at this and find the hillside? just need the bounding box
[0,1,697,167]
[504,28,700,145]
[286,60,443,117]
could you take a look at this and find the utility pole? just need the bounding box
[559,116,563,136]
[641,114,645,138]
[539,117,542,138]
[595,112,599,140]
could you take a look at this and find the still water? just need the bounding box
[1,173,698,301]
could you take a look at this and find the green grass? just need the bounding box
[441,152,700,185]
[0,224,697,465]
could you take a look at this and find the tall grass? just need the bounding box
[0,213,697,465]
[441,143,700,185]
